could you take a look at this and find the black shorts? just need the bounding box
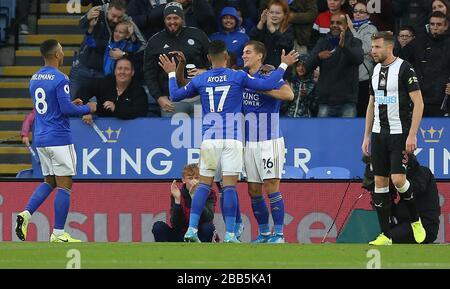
[371,133,409,177]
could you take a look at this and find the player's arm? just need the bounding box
[407,90,424,153]
[403,63,423,154]
[243,49,299,91]
[263,84,294,101]
[362,94,375,156]
[56,79,95,116]
[159,54,197,102]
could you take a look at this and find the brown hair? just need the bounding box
[182,163,199,178]
[432,0,450,20]
[372,31,395,45]
[245,40,266,62]
[267,0,290,33]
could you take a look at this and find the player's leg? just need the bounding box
[49,145,81,242]
[244,141,271,243]
[264,179,285,243]
[390,138,425,243]
[16,148,56,241]
[221,139,243,243]
[369,133,393,245]
[185,140,217,242]
[262,138,286,243]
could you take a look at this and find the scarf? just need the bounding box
[352,19,370,31]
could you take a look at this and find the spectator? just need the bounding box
[397,25,416,48]
[175,0,216,35]
[78,57,148,122]
[282,54,316,117]
[209,7,249,68]
[398,11,450,116]
[126,0,166,40]
[305,12,363,117]
[259,0,317,53]
[250,0,294,67]
[362,155,440,244]
[393,0,432,36]
[20,110,35,147]
[347,1,378,117]
[152,164,217,242]
[311,0,349,45]
[143,2,210,117]
[70,0,146,99]
[86,19,142,76]
[16,0,32,34]
[432,0,450,20]
[212,0,258,35]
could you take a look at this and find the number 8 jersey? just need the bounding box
[29,66,90,147]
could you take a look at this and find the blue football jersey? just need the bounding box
[243,67,285,142]
[29,66,90,147]
[168,66,286,140]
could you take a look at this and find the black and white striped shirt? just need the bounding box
[370,57,420,134]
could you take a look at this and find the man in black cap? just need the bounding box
[143,1,210,117]
[362,154,441,244]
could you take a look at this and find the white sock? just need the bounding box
[23,210,31,219]
[53,229,64,236]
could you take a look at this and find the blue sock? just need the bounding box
[25,183,53,214]
[251,195,270,234]
[188,183,211,229]
[234,197,242,235]
[219,188,225,223]
[222,186,237,233]
[269,192,285,235]
[54,187,71,230]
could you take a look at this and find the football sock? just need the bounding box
[251,195,270,234]
[188,183,211,229]
[54,187,71,230]
[222,186,238,233]
[25,182,53,214]
[269,192,285,235]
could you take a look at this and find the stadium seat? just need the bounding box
[16,168,33,178]
[282,165,304,179]
[306,166,351,179]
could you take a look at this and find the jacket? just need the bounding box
[349,21,378,82]
[209,7,249,67]
[306,30,364,105]
[170,184,216,233]
[398,30,450,105]
[78,75,148,119]
[143,26,210,100]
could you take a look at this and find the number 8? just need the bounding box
[35,87,48,114]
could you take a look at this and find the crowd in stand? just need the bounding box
[53,0,450,119]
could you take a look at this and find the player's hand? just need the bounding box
[158,54,177,73]
[72,98,83,106]
[318,50,333,60]
[21,136,30,147]
[361,136,370,156]
[103,101,116,112]
[280,49,299,66]
[87,102,97,113]
[405,134,417,154]
[82,114,93,125]
[188,68,206,77]
[87,6,101,20]
[170,180,181,203]
[157,96,175,112]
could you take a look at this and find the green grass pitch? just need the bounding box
[0,243,449,269]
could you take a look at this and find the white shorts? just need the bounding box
[244,137,285,183]
[199,139,243,177]
[37,144,77,176]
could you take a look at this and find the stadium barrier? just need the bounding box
[1,180,449,243]
[25,117,450,180]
